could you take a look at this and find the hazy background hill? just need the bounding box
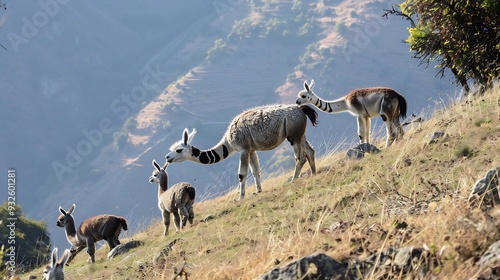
[0,0,457,248]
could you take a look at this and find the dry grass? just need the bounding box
[23,86,499,279]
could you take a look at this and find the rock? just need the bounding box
[469,167,500,206]
[350,246,437,278]
[429,131,446,144]
[153,238,180,266]
[107,240,144,260]
[346,143,381,160]
[477,240,500,268]
[259,253,352,280]
[199,215,215,223]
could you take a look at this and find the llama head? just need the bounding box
[296,79,316,105]
[165,128,197,163]
[43,247,70,280]
[56,204,75,228]
[149,159,168,184]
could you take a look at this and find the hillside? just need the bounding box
[28,0,458,249]
[21,83,500,279]
[1,0,460,263]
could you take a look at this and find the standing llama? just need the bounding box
[296,80,407,147]
[165,104,318,201]
[149,159,196,236]
[56,204,128,263]
[43,248,70,280]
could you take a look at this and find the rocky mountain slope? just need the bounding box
[1,0,457,249]
[20,79,500,280]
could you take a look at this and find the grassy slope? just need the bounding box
[26,86,499,279]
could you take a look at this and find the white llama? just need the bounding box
[43,248,70,280]
[149,160,196,236]
[165,104,318,200]
[296,80,407,147]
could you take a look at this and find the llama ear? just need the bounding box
[67,204,75,214]
[59,249,71,266]
[153,160,161,171]
[162,161,169,170]
[59,206,66,215]
[304,81,310,92]
[309,79,315,90]
[182,128,189,145]
[51,248,58,267]
[187,129,197,145]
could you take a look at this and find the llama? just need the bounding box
[56,204,128,263]
[165,104,318,201]
[149,160,196,236]
[296,80,407,147]
[43,248,70,280]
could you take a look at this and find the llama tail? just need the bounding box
[397,93,407,120]
[187,186,196,201]
[300,105,319,127]
[118,217,128,231]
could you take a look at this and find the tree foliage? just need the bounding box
[386,0,500,93]
[0,203,51,276]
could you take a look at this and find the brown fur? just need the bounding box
[56,204,127,263]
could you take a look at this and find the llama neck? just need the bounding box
[158,175,168,195]
[64,218,80,246]
[191,138,234,164]
[311,94,348,113]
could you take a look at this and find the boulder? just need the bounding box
[153,238,181,266]
[259,253,351,280]
[477,240,500,268]
[107,240,144,260]
[346,143,380,160]
[350,246,438,279]
[475,239,500,279]
[469,167,500,206]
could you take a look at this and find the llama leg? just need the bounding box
[302,138,316,175]
[291,140,307,179]
[111,228,121,248]
[357,116,367,144]
[187,203,194,225]
[249,151,262,193]
[237,151,250,200]
[365,117,371,144]
[162,210,170,236]
[385,120,397,147]
[395,117,404,138]
[178,205,189,229]
[106,239,115,251]
[67,246,85,264]
[86,239,96,263]
[173,212,181,232]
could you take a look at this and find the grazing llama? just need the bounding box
[296,80,407,147]
[43,248,70,280]
[56,204,128,263]
[165,104,318,200]
[149,160,196,236]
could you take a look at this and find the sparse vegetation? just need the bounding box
[19,80,500,280]
[205,38,228,64]
[0,203,51,277]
